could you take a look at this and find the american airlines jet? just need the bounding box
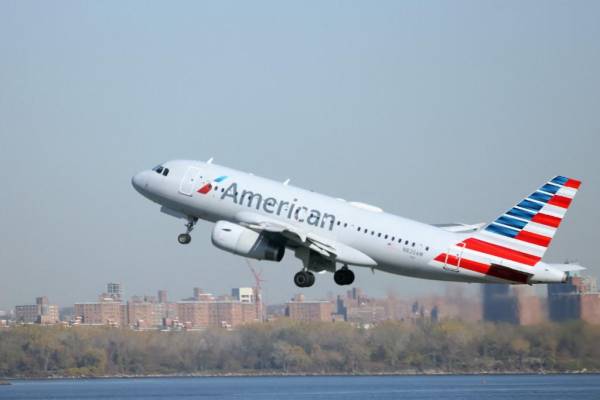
[132,159,584,288]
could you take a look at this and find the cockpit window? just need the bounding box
[152,165,169,176]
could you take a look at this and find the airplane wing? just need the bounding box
[433,222,485,233]
[234,211,376,266]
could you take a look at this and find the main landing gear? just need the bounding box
[334,266,355,286]
[293,266,355,288]
[177,217,197,245]
[294,270,315,288]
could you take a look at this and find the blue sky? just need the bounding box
[1,1,599,308]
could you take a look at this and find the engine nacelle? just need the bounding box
[211,220,285,261]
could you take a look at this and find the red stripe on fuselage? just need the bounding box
[434,253,530,284]
[548,195,572,208]
[462,238,541,266]
[515,230,551,247]
[531,213,562,228]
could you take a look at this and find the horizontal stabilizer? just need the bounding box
[548,263,586,272]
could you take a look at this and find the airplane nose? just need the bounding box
[131,171,148,193]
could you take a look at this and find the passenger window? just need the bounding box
[425,246,430,251]
[371,231,374,235]
[405,240,409,245]
[344,223,348,228]
[391,236,395,241]
[384,234,388,239]
[357,227,361,231]
[377,233,381,237]
[412,242,415,247]
[364,228,368,233]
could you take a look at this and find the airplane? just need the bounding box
[132,159,584,288]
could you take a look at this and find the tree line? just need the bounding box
[1,319,599,377]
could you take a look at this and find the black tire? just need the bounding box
[294,271,309,288]
[178,233,191,244]
[334,268,354,285]
[334,269,346,286]
[306,272,315,287]
[345,269,355,285]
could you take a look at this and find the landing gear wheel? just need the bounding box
[307,271,315,287]
[178,233,191,244]
[178,217,197,245]
[294,271,315,288]
[334,267,355,286]
[344,269,355,285]
[334,269,345,285]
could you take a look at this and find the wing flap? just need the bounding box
[234,211,377,266]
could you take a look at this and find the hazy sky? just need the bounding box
[1,1,599,309]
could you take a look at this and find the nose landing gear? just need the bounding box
[177,217,197,245]
[334,266,355,286]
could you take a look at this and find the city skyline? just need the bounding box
[6,273,600,329]
[1,2,599,309]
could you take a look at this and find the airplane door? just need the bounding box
[443,242,465,272]
[179,167,201,196]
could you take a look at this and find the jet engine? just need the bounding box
[211,220,285,261]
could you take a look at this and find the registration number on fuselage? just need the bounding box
[402,247,424,258]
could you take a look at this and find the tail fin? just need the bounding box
[474,176,581,261]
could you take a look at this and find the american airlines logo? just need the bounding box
[213,182,337,231]
[197,175,229,194]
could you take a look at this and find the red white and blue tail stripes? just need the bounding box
[432,176,581,283]
[479,175,580,256]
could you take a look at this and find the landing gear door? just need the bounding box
[443,242,465,272]
[179,167,201,196]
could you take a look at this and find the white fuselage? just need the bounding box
[132,160,566,285]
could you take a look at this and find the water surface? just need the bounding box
[1,374,599,400]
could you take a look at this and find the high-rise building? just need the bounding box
[482,284,518,324]
[232,287,254,303]
[513,286,545,325]
[15,297,59,324]
[176,299,257,329]
[74,299,122,326]
[177,301,210,328]
[286,294,333,322]
[158,290,168,304]
[107,283,122,301]
[548,275,600,324]
[125,298,162,329]
[14,305,38,323]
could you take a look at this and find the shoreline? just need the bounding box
[3,370,599,381]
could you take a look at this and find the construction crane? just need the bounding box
[245,259,266,321]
